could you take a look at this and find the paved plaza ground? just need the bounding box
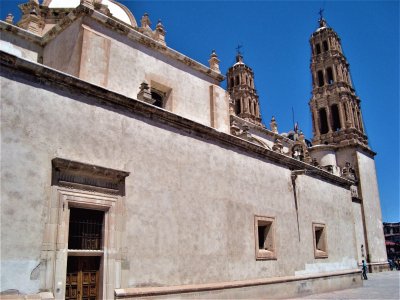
[289,271,400,299]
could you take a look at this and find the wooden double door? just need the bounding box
[66,256,100,300]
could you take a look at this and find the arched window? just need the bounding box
[235,99,241,115]
[331,104,341,131]
[316,43,321,55]
[151,90,164,108]
[326,67,334,84]
[323,40,329,52]
[319,108,329,134]
[230,77,234,88]
[317,70,324,87]
[235,76,239,85]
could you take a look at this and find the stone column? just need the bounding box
[353,104,360,130]
[313,108,321,136]
[325,105,333,132]
[348,102,355,128]
[338,102,346,129]
[358,109,365,133]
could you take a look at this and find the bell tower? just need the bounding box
[309,15,368,147]
[308,13,388,271]
[227,51,262,126]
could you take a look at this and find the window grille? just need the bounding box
[68,208,104,250]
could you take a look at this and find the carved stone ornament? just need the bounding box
[137,80,154,104]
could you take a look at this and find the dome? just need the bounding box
[45,0,137,27]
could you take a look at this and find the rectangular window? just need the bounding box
[255,216,276,260]
[68,208,104,250]
[313,223,328,258]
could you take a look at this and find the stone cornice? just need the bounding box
[0,2,224,82]
[0,21,42,44]
[52,157,129,195]
[310,142,376,158]
[0,51,352,189]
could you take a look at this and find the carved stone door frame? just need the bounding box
[53,188,117,299]
[40,158,129,300]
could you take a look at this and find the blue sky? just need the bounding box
[1,1,399,222]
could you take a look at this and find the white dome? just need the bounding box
[46,0,137,26]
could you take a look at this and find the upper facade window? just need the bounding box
[254,216,276,260]
[151,89,164,108]
[313,222,328,258]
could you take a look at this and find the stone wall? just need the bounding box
[0,60,359,296]
[356,151,387,263]
[42,16,228,131]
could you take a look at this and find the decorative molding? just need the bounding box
[52,158,129,195]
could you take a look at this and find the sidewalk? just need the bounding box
[289,271,400,299]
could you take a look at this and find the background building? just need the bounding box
[0,1,389,299]
[383,222,400,260]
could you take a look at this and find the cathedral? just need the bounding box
[0,1,388,299]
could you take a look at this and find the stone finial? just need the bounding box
[270,116,278,133]
[156,19,165,33]
[154,19,166,45]
[208,50,221,73]
[137,80,154,104]
[141,13,151,28]
[5,13,14,24]
[272,137,283,153]
[298,131,305,142]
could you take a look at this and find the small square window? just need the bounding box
[255,216,276,260]
[313,223,328,258]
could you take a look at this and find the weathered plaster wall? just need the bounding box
[1,69,357,295]
[352,201,367,262]
[0,30,41,62]
[294,175,358,275]
[356,151,387,263]
[43,17,84,77]
[78,17,221,129]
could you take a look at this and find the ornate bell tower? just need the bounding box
[309,15,368,147]
[308,13,388,271]
[227,51,262,126]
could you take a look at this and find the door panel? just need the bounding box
[66,256,100,300]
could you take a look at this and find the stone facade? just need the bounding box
[0,1,387,299]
